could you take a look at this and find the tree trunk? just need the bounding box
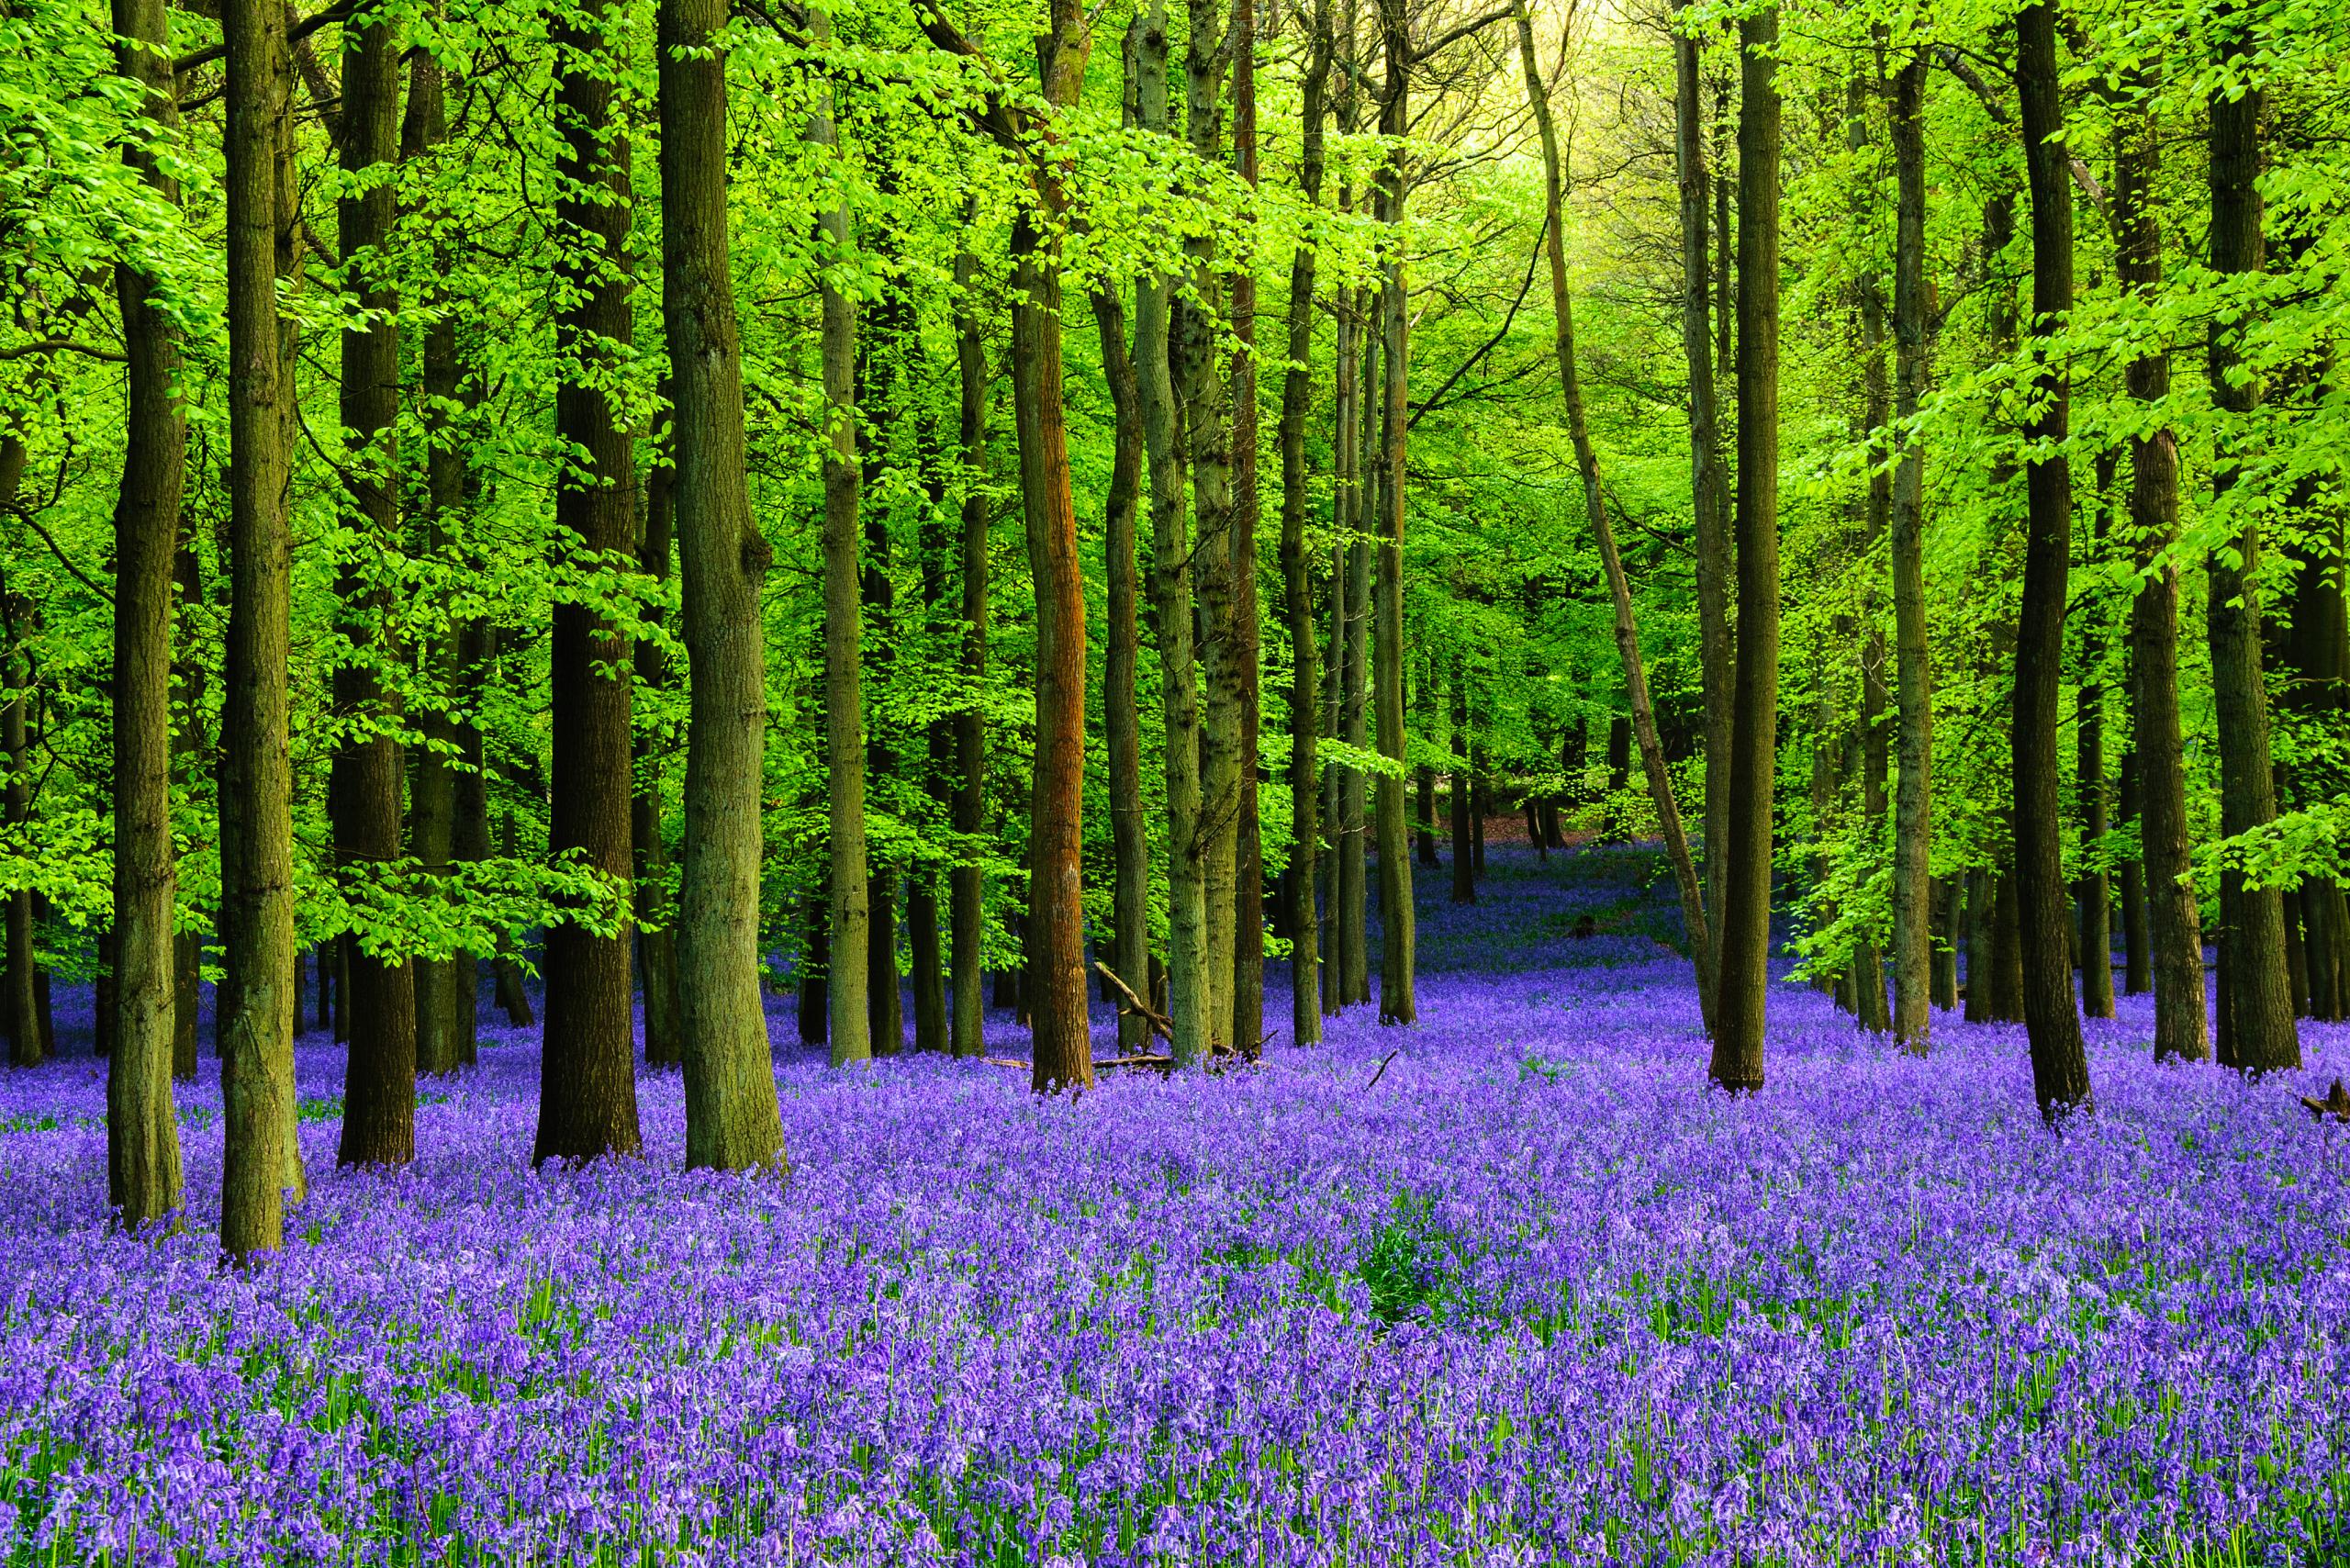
[950,250,989,1058]
[406,32,466,1081]
[2114,85,2206,1062]
[2117,749,2151,995]
[219,0,304,1257]
[1279,0,1330,1048]
[0,455,36,1069]
[1137,0,1209,1066]
[1709,2,1780,1091]
[1449,663,1474,904]
[1094,284,1152,1055]
[1372,0,1416,1025]
[1337,298,1373,1011]
[1008,0,1095,1092]
[797,886,828,1047]
[1228,0,1265,1056]
[536,0,640,1165]
[634,426,686,1070]
[106,0,187,1226]
[862,304,903,1059]
[1930,876,1959,1010]
[2076,460,2117,1021]
[333,0,417,1170]
[2203,37,2299,1074]
[2012,0,2092,1117]
[1885,50,1933,1050]
[1672,0,1733,985]
[660,0,787,1164]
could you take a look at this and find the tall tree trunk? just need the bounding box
[862,301,903,1059]
[219,0,303,1258]
[1228,0,1266,1057]
[1413,660,1438,868]
[1336,288,1373,1010]
[2283,495,2345,1021]
[809,25,869,1070]
[1930,876,1959,1009]
[172,509,204,1081]
[1709,2,1780,1091]
[1850,73,1891,1038]
[1093,284,1151,1054]
[334,0,417,1169]
[2203,33,2299,1074]
[406,32,466,1080]
[1136,1,1209,1066]
[535,0,640,1165]
[1449,662,1474,903]
[1516,0,1713,1018]
[2113,86,2206,1062]
[1671,0,1733,983]
[634,425,686,1069]
[2012,0,2092,1118]
[1181,0,1239,1055]
[1886,50,1933,1050]
[660,0,788,1164]
[107,0,187,1226]
[2117,748,2151,994]
[1371,0,1416,1025]
[1279,0,1331,1046]
[950,249,989,1058]
[1008,0,1096,1092]
[2076,458,2117,1021]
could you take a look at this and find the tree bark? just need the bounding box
[1371,0,1416,1025]
[1008,0,1096,1092]
[1278,0,1332,1046]
[1336,288,1373,1011]
[1136,1,1209,1066]
[862,296,905,1058]
[106,0,187,1225]
[2012,0,2092,1117]
[535,0,640,1165]
[219,0,304,1257]
[634,425,686,1069]
[1709,3,1780,1091]
[2113,86,2206,1062]
[1229,0,1266,1058]
[2117,748,2151,995]
[1886,50,1933,1051]
[2076,459,2116,1021]
[1449,662,1474,904]
[950,250,989,1058]
[1671,0,1732,984]
[661,0,788,1163]
[332,0,418,1169]
[2203,32,2299,1074]
[1094,284,1152,1055]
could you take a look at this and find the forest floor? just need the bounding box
[5,846,2349,1565]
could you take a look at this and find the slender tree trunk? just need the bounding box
[1516,0,1712,1016]
[1709,3,1780,1091]
[106,0,186,1225]
[406,33,464,1080]
[1229,0,1266,1055]
[2117,748,2151,995]
[950,250,989,1058]
[2203,37,2299,1074]
[1008,0,1096,1092]
[1,599,32,1069]
[535,0,640,1165]
[1093,285,1151,1054]
[1449,662,1474,904]
[634,428,686,1069]
[1337,301,1373,1010]
[1278,0,1331,1045]
[661,0,787,1163]
[1671,0,1732,980]
[862,307,903,1058]
[2113,87,2206,1062]
[1136,1,1208,1065]
[219,0,303,1257]
[172,511,204,1079]
[1414,665,1438,867]
[1930,877,1959,1009]
[798,886,828,1047]
[1371,0,1416,1025]
[2012,0,2092,1117]
[1886,50,1934,1050]
[2076,459,2117,1021]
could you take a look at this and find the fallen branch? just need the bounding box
[1363,1047,1401,1093]
[1091,961,1174,1043]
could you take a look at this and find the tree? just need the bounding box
[218,0,304,1258]
[1886,48,1933,1052]
[105,0,185,1227]
[662,0,787,1165]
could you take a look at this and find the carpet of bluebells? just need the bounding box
[5,846,2350,1567]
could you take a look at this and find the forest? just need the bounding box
[2,0,2348,1557]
